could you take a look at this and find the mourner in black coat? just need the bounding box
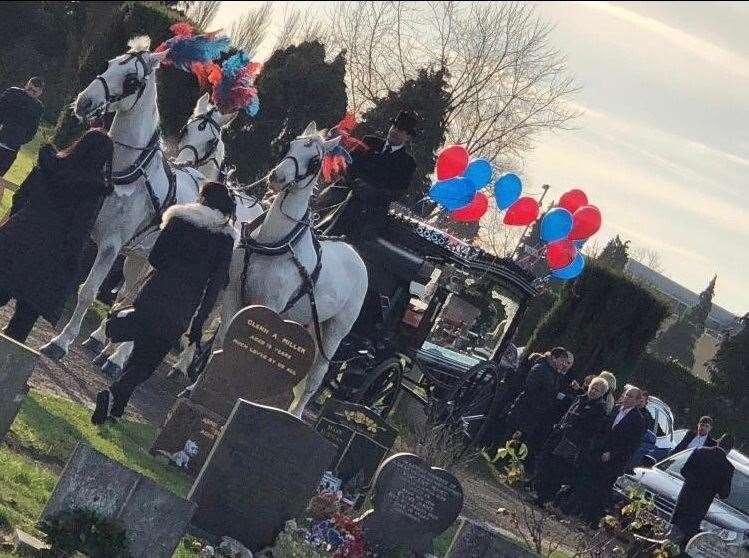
[0,77,44,175]
[577,386,647,526]
[535,377,609,504]
[92,183,236,425]
[318,110,417,241]
[0,129,113,342]
[671,435,735,546]
[670,416,717,456]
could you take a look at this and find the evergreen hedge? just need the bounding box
[526,263,669,380]
[53,2,199,148]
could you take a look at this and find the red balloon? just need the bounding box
[435,145,469,180]
[546,240,577,270]
[559,189,588,214]
[569,205,602,240]
[451,192,489,222]
[503,196,539,226]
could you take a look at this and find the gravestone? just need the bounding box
[359,452,464,555]
[151,306,316,475]
[0,334,39,441]
[685,532,744,558]
[41,443,196,558]
[189,399,336,551]
[315,399,397,499]
[444,517,537,558]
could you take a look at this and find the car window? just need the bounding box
[661,452,691,478]
[723,468,749,516]
[656,411,670,437]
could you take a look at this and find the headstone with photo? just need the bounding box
[315,399,397,500]
[359,452,464,555]
[0,334,39,441]
[41,444,196,558]
[151,305,316,475]
[685,531,744,558]
[189,399,336,551]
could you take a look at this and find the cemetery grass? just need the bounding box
[0,129,49,217]
[0,390,200,557]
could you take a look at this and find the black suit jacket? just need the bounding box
[598,406,646,472]
[349,136,416,199]
[672,446,734,532]
[670,430,717,456]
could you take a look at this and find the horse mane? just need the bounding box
[127,35,152,53]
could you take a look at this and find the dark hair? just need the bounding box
[28,76,45,89]
[698,416,713,425]
[550,347,568,359]
[199,181,235,216]
[718,434,734,452]
[58,128,113,180]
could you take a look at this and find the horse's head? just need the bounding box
[267,121,341,193]
[174,93,236,168]
[74,36,169,122]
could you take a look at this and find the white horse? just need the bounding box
[219,122,369,417]
[39,38,206,360]
[82,93,265,376]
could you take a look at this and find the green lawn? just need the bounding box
[1,128,50,218]
[0,390,198,557]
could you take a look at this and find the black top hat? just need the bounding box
[390,110,419,135]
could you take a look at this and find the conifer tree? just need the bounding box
[597,235,630,272]
[709,313,749,407]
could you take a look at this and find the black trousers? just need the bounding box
[109,336,173,415]
[0,147,18,176]
[0,292,39,343]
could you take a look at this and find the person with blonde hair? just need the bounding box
[598,371,618,414]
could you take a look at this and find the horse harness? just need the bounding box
[95,51,152,117]
[238,148,334,360]
[175,108,223,175]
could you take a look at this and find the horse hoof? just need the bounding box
[91,352,108,367]
[81,336,104,355]
[101,360,122,378]
[39,342,66,362]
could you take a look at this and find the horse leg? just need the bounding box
[102,341,133,377]
[290,316,353,418]
[41,242,121,360]
[82,320,109,357]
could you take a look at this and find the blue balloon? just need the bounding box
[494,173,522,210]
[463,159,493,189]
[552,253,585,280]
[428,177,475,210]
[540,207,574,242]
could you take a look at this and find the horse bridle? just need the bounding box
[176,108,222,171]
[92,52,152,118]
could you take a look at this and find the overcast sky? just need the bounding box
[213,2,748,315]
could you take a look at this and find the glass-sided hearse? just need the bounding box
[315,210,538,447]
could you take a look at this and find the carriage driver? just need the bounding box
[319,110,418,242]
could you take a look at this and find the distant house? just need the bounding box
[624,259,739,337]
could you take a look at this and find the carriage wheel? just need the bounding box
[430,362,499,444]
[356,357,405,419]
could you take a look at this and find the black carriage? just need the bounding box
[315,210,538,447]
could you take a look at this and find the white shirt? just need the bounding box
[687,434,709,450]
[381,142,404,154]
[612,407,632,429]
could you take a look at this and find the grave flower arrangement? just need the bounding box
[268,491,371,558]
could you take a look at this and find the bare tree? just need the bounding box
[228,1,273,54]
[327,1,580,166]
[273,4,333,51]
[185,1,222,31]
[629,245,664,275]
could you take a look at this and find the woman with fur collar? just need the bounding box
[93,182,236,425]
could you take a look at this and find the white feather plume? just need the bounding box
[127,35,152,53]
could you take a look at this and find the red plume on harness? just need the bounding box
[321,112,371,184]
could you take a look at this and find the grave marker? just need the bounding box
[188,400,336,551]
[41,444,196,558]
[0,334,39,441]
[315,399,397,498]
[685,532,744,558]
[359,452,464,555]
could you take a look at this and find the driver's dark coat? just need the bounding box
[318,135,416,239]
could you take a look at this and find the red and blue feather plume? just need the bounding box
[155,23,231,72]
[209,51,262,117]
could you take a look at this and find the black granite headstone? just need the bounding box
[315,399,397,496]
[359,452,464,554]
[188,400,336,551]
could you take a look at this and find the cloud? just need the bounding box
[577,2,749,79]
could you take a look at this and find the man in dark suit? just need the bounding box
[670,416,717,456]
[0,76,44,176]
[320,110,418,242]
[579,386,646,526]
[671,434,735,546]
